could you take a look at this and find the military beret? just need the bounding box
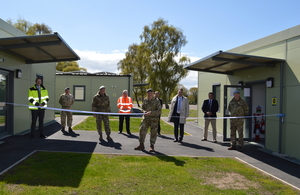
[146,88,153,92]
[99,86,105,90]
[233,90,240,94]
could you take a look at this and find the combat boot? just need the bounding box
[149,144,155,152]
[134,143,145,150]
[228,145,236,150]
[61,127,65,132]
[99,134,103,141]
[68,127,73,133]
[107,135,113,141]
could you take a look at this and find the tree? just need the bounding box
[140,18,190,109]
[188,87,198,104]
[118,44,151,107]
[7,18,52,35]
[56,61,87,72]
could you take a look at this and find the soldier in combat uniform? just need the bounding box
[59,87,74,133]
[92,86,112,141]
[228,90,249,152]
[134,88,161,152]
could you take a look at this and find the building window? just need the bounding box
[74,85,85,101]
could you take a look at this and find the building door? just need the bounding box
[0,70,10,134]
[223,85,252,141]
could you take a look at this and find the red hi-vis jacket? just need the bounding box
[117,95,133,113]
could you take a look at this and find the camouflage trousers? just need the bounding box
[230,119,244,146]
[61,110,73,127]
[95,114,111,136]
[139,117,158,145]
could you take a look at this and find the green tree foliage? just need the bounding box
[140,18,190,109]
[7,18,52,35]
[56,61,87,72]
[117,44,150,107]
[188,87,198,104]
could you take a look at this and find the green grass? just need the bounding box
[0,151,298,195]
[73,116,179,135]
[0,116,5,125]
[161,109,197,117]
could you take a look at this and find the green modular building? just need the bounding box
[185,24,300,160]
[55,71,133,114]
[0,19,79,138]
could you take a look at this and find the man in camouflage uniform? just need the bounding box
[92,86,112,141]
[59,87,74,133]
[134,88,161,152]
[228,90,249,152]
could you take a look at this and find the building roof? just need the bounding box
[184,50,285,75]
[0,33,80,64]
[56,71,129,77]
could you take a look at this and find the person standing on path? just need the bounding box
[117,90,133,135]
[228,90,249,152]
[155,91,163,135]
[134,89,161,152]
[167,88,189,143]
[201,92,219,143]
[59,87,74,133]
[92,86,112,142]
[28,78,49,139]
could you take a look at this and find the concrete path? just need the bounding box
[0,115,299,191]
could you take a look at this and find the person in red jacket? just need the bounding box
[117,90,133,135]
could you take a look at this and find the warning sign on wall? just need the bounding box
[272,97,277,106]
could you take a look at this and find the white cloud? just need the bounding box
[74,49,125,73]
[74,49,200,89]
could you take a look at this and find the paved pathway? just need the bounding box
[0,115,299,191]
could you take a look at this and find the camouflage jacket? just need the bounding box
[59,93,74,108]
[228,97,249,117]
[92,93,111,113]
[141,97,161,119]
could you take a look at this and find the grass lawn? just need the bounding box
[0,151,298,195]
[73,116,187,135]
[161,109,197,118]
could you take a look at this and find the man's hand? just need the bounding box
[206,112,212,116]
[144,111,151,116]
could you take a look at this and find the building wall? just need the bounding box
[197,24,300,159]
[0,19,56,136]
[55,74,133,114]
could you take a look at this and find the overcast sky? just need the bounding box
[2,0,300,89]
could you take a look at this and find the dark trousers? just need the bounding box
[157,114,161,134]
[119,115,130,133]
[31,109,45,135]
[174,113,184,140]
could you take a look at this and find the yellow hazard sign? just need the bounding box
[272,97,277,106]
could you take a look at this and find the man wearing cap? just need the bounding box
[228,90,249,151]
[59,87,74,133]
[92,86,112,141]
[117,90,133,135]
[134,88,161,152]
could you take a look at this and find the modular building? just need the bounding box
[185,24,300,160]
[55,71,133,113]
[0,19,79,139]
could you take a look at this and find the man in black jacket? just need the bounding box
[201,92,219,143]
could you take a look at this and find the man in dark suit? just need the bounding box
[201,92,219,143]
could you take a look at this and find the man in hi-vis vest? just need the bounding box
[28,78,49,139]
[117,90,133,135]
